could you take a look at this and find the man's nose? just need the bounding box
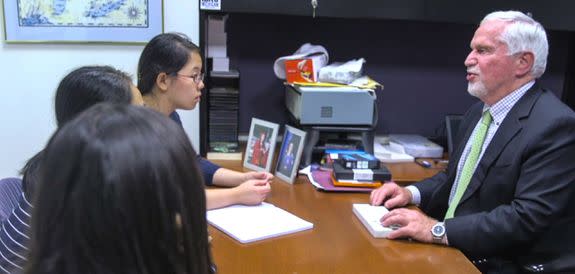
[464,51,476,67]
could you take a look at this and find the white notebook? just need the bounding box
[352,203,395,238]
[207,202,313,244]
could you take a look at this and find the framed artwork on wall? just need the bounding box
[243,118,279,172]
[274,125,306,184]
[2,0,163,43]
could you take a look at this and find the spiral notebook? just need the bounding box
[207,202,313,244]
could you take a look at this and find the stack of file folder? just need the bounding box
[208,87,239,144]
[329,151,391,188]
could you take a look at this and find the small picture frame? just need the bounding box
[275,125,306,184]
[243,118,279,172]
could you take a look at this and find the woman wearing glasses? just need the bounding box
[137,33,273,210]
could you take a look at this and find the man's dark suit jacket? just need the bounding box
[414,84,575,272]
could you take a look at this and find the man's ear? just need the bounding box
[516,52,535,77]
[156,72,170,92]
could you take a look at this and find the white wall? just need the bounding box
[0,1,200,178]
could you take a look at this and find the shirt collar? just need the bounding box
[482,80,535,126]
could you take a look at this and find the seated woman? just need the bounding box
[26,104,213,274]
[137,32,273,209]
[0,66,142,273]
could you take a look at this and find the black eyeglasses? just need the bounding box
[172,72,204,83]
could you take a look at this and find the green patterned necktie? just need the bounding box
[444,111,492,219]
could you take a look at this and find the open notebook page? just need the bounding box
[207,202,313,244]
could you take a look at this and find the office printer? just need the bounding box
[285,85,376,125]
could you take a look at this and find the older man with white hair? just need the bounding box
[370,10,575,273]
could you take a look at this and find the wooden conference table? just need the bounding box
[208,160,479,274]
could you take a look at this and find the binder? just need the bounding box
[331,173,382,188]
[333,162,391,182]
[308,169,374,193]
[339,152,380,169]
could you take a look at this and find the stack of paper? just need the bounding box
[207,202,313,244]
[373,141,414,163]
[389,134,444,158]
[207,15,230,71]
[318,58,365,84]
[352,204,395,238]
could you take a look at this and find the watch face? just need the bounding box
[432,224,445,236]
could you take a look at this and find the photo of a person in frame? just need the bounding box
[277,132,301,176]
[249,125,272,168]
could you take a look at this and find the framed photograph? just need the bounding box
[2,1,164,44]
[275,125,306,184]
[243,118,279,172]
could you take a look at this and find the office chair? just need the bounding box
[445,115,463,156]
[0,177,22,222]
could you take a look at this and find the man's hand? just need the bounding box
[380,208,437,243]
[234,179,271,205]
[370,182,412,209]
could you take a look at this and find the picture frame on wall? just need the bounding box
[274,125,306,184]
[2,0,164,44]
[243,118,279,172]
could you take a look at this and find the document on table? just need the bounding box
[352,203,395,238]
[207,202,313,244]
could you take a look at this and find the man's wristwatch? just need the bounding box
[431,222,446,244]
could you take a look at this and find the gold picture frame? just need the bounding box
[2,0,164,44]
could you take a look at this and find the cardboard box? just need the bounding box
[285,58,317,83]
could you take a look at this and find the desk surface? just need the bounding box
[209,160,477,274]
[385,160,446,184]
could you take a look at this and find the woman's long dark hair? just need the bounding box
[26,104,211,274]
[55,65,133,125]
[21,66,134,200]
[137,32,200,95]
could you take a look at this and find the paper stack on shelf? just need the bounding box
[389,134,444,158]
[373,140,414,163]
[208,87,239,142]
[207,85,240,160]
[318,58,365,84]
[291,76,382,91]
[206,16,239,158]
[212,57,230,72]
[207,15,229,71]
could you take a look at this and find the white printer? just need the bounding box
[285,85,376,125]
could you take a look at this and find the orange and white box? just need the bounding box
[285,58,318,83]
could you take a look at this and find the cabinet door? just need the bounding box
[209,0,575,31]
[425,0,575,31]
[216,0,425,20]
[318,0,424,20]
[219,0,315,17]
